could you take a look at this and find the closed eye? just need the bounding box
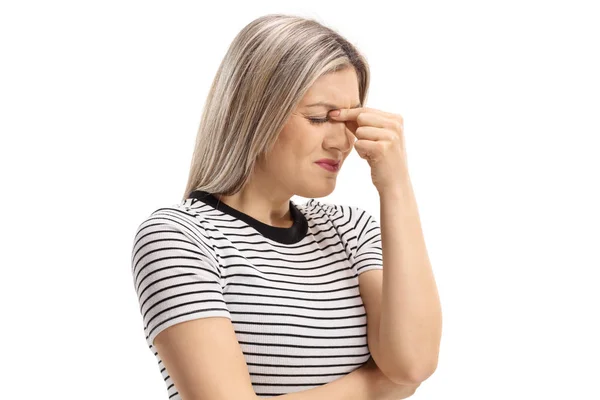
[307,117,329,125]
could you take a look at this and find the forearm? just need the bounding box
[258,365,371,400]
[378,177,442,382]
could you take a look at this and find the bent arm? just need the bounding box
[260,364,371,400]
[261,357,420,400]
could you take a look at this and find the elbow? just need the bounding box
[389,367,434,386]
[404,360,439,384]
[375,357,417,386]
[386,358,439,385]
[373,342,439,385]
[407,365,437,384]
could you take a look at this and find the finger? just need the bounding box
[328,107,362,121]
[354,125,395,141]
[329,106,398,121]
[328,108,372,135]
[353,112,397,129]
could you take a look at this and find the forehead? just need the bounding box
[299,68,361,110]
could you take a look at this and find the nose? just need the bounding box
[327,121,355,154]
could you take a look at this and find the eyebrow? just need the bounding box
[304,101,362,109]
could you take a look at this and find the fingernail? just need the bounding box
[329,109,340,117]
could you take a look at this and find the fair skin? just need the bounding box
[154,66,423,400]
[214,67,360,227]
[208,67,424,398]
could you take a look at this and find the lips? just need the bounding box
[315,159,341,166]
[316,162,340,172]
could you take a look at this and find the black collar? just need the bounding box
[187,190,309,244]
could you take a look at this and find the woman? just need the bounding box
[131,13,441,400]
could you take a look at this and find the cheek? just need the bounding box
[274,124,327,166]
[284,131,323,155]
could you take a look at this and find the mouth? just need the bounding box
[315,161,340,172]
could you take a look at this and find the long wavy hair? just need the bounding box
[181,14,370,201]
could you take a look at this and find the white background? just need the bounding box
[1,1,599,399]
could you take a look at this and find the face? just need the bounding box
[255,67,361,199]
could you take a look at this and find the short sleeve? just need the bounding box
[131,215,231,347]
[351,206,383,276]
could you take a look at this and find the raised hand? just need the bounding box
[328,107,408,193]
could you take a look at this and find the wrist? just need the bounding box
[377,176,412,195]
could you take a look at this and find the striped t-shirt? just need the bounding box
[131,190,383,399]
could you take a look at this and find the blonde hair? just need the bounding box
[181,14,371,201]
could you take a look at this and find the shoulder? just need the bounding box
[133,200,212,244]
[298,198,375,228]
[131,201,220,277]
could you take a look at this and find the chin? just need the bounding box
[295,183,336,199]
